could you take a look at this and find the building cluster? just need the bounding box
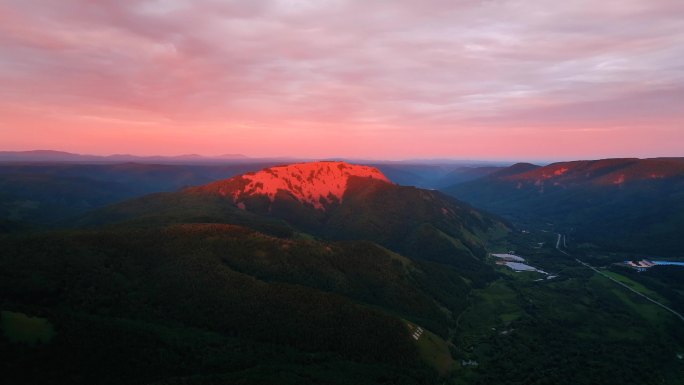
[411,326,424,341]
[624,259,655,272]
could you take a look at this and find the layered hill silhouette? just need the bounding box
[0,150,249,163]
[0,162,282,227]
[81,161,508,272]
[445,158,684,255]
[0,160,503,228]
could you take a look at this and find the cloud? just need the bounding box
[0,0,682,158]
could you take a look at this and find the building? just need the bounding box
[624,259,655,272]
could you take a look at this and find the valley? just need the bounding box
[452,228,684,384]
[552,232,684,324]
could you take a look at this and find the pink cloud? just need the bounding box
[0,0,682,159]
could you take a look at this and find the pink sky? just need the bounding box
[1,0,682,160]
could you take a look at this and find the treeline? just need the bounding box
[0,224,441,384]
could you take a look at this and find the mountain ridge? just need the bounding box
[444,157,684,255]
[78,161,508,273]
[187,161,391,210]
[500,158,684,186]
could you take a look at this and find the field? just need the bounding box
[601,270,670,303]
[407,322,454,376]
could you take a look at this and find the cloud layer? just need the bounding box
[1,0,682,159]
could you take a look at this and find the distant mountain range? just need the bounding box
[445,157,684,256]
[0,162,285,225]
[0,150,512,190]
[0,150,508,167]
[0,150,253,163]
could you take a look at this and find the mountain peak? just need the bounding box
[189,161,391,210]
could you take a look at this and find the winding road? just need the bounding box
[555,233,684,323]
